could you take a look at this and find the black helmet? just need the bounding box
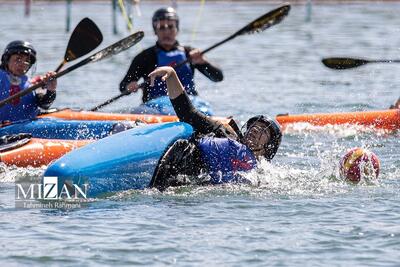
[1,40,37,69]
[243,115,282,160]
[152,7,179,31]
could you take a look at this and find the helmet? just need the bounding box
[152,7,179,31]
[1,40,37,69]
[243,115,282,160]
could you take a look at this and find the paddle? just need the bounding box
[0,31,144,109]
[322,57,400,70]
[90,4,291,112]
[55,17,103,72]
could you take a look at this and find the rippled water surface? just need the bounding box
[1,1,400,266]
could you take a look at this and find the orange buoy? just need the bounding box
[276,109,400,131]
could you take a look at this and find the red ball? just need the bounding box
[340,147,380,183]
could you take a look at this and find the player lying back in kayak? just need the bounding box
[148,66,282,190]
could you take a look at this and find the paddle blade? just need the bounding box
[236,4,291,36]
[90,31,144,63]
[64,18,103,63]
[322,57,370,69]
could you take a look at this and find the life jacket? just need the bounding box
[197,136,257,184]
[0,69,37,123]
[148,46,196,100]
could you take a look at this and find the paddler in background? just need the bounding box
[119,7,223,104]
[0,40,57,124]
[147,66,282,190]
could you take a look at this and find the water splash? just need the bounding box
[107,154,386,201]
[0,163,44,183]
[283,123,392,138]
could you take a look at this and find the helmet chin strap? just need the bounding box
[28,62,36,76]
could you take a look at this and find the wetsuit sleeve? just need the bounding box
[185,46,223,82]
[119,48,157,93]
[36,90,56,109]
[171,92,233,137]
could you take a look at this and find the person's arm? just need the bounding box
[31,72,57,109]
[36,90,56,109]
[148,67,235,137]
[187,48,223,82]
[171,93,224,134]
[149,66,184,99]
[119,56,144,93]
[119,48,156,93]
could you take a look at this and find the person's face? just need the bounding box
[242,121,271,158]
[8,53,30,76]
[154,19,178,49]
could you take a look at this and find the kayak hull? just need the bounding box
[0,118,130,140]
[0,138,92,167]
[128,95,214,116]
[276,109,400,130]
[44,122,194,197]
[40,109,180,123]
[39,108,230,126]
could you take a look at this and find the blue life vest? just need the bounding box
[197,136,257,184]
[0,69,38,123]
[149,47,196,100]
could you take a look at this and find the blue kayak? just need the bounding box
[44,122,194,197]
[0,118,132,140]
[128,95,214,116]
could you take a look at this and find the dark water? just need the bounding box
[1,1,400,266]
